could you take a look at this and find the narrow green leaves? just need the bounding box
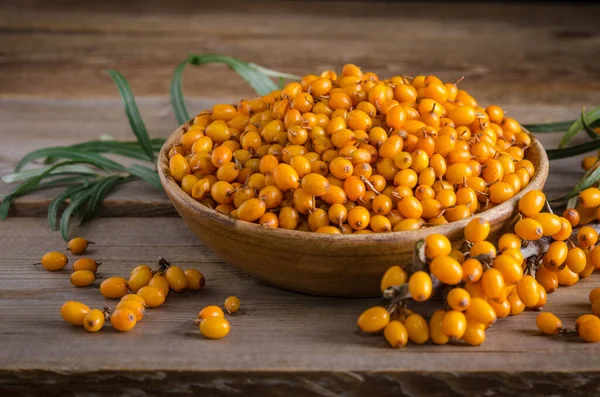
[48,183,91,231]
[523,120,575,133]
[14,148,127,173]
[547,138,600,160]
[2,164,96,184]
[108,70,156,162]
[126,164,162,189]
[559,106,600,148]
[59,187,97,241]
[170,54,299,125]
[550,163,600,204]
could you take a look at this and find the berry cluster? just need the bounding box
[169,65,534,233]
[358,188,600,347]
[36,237,235,337]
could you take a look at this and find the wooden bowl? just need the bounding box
[158,123,549,297]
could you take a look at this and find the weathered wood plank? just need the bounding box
[1,217,600,380]
[0,1,599,106]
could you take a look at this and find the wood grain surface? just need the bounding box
[1,217,600,396]
[2,0,600,395]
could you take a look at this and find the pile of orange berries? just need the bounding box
[169,64,534,234]
[358,188,600,347]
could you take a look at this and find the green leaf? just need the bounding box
[127,164,162,189]
[550,162,600,203]
[547,138,600,160]
[1,163,90,220]
[48,183,92,231]
[559,107,600,148]
[108,70,156,162]
[59,186,97,241]
[81,175,129,223]
[2,164,97,184]
[522,120,575,133]
[14,148,127,173]
[171,54,292,125]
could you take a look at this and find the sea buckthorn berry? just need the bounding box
[397,196,423,219]
[577,226,599,249]
[272,164,299,191]
[404,313,430,344]
[462,258,483,283]
[442,310,467,339]
[137,286,166,308]
[61,301,90,326]
[357,306,390,333]
[67,237,94,254]
[169,154,191,182]
[489,299,511,318]
[149,275,170,297]
[466,298,497,327]
[516,275,539,307]
[100,277,128,299]
[237,198,267,222]
[348,206,370,231]
[462,320,486,346]
[464,217,490,244]
[552,217,573,241]
[164,265,188,293]
[116,299,145,321]
[590,288,600,303]
[200,317,231,339]
[542,241,569,271]
[430,255,463,285]
[518,190,545,217]
[470,241,497,259]
[492,255,523,284]
[578,316,600,342]
[110,308,137,332]
[498,233,521,252]
[531,213,561,236]
[424,234,452,260]
[128,267,153,293]
[579,187,600,208]
[381,266,408,293]
[592,300,600,317]
[199,305,225,320]
[507,291,525,316]
[83,309,105,333]
[429,310,450,345]
[185,269,205,291]
[562,208,580,227]
[488,181,515,204]
[384,321,409,348]
[301,173,330,197]
[481,269,505,299]
[121,294,146,306]
[71,258,100,274]
[447,288,471,311]
[39,252,68,271]
[536,267,558,293]
[224,296,241,314]
[514,218,543,241]
[408,271,433,302]
[556,265,579,286]
[564,247,586,274]
[70,270,95,287]
[503,248,524,265]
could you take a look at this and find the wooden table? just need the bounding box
[2,1,600,396]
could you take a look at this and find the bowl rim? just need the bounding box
[158,121,549,244]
